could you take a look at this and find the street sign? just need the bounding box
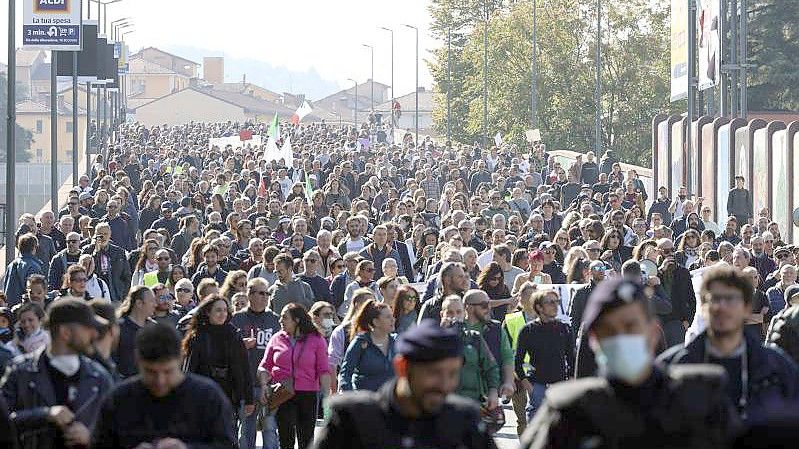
[23,0,83,50]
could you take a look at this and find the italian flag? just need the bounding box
[290,100,313,125]
[267,114,280,139]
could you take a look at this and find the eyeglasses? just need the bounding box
[702,293,744,305]
[777,253,790,259]
[590,266,605,272]
[67,239,80,244]
[68,202,78,206]
[364,267,376,273]
[71,277,87,283]
[541,298,560,305]
[157,256,170,261]
[176,288,192,293]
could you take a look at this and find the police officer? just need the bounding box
[313,319,498,449]
[521,278,738,449]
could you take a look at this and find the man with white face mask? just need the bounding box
[1,299,112,449]
[521,278,738,449]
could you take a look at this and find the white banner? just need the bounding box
[23,0,82,50]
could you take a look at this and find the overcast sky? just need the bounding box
[0,0,437,97]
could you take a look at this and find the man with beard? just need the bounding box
[749,236,776,282]
[1,299,113,449]
[82,222,131,302]
[464,290,516,400]
[659,265,799,423]
[313,319,497,449]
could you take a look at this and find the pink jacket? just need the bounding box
[259,330,330,392]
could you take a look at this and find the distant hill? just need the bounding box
[164,45,342,101]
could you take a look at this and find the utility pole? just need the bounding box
[402,24,420,148]
[687,0,697,194]
[361,44,374,118]
[594,0,602,155]
[447,27,452,142]
[72,51,78,186]
[347,78,358,126]
[531,0,538,129]
[739,0,749,119]
[6,0,17,262]
[50,52,58,214]
[379,27,394,136]
[482,2,488,149]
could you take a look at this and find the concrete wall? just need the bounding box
[134,88,248,126]
[0,162,76,226]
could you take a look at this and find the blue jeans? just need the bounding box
[525,382,549,423]
[239,387,278,449]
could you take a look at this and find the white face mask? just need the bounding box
[321,318,335,330]
[49,354,81,377]
[595,334,651,384]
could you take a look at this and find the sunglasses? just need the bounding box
[67,240,80,244]
[176,288,192,293]
[157,256,170,261]
[71,277,87,283]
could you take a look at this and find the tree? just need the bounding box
[0,74,32,163]
[747,0,799,111]
[428,0,681,167]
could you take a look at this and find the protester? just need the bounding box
[92,323,237,447]
[338,299,396,391]
[260,303,332,449]
[2,299,113,449]
[520,278,737,448]
[113,285,157,378]
[313,319,498,449]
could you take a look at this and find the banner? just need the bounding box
[23,0,82,50]
[697,0,721,91]
[670,0,689,102]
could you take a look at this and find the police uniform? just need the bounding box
[312,320,498,449]
[520,279,738,449]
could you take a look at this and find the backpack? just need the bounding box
[767,305,799,365]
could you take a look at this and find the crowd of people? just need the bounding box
[1,118,799,449]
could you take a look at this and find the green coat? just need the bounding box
[457,328,500,403]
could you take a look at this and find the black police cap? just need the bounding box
[396,319,464,363]
[581,278,647,332]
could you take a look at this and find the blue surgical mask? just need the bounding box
[595,334,651,383]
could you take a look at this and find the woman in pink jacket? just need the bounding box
[259,303,332,449]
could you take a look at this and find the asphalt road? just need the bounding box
[256,404,522,448]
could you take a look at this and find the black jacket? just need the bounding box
[767,304,799,365]
[658,330,799,422]
[569,281,596,332]
[657,264,696,323]
[1,347,113,449]
[520,365,738,449]
[183,323,254,406]
[92,373,236,449]
[82,241,131,302]
[312,379,497,449]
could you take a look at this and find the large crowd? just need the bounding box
[1,118,799,449]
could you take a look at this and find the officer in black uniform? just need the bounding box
[521,278,739,449]
[312,319,497,449]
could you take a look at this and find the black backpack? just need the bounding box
[767,305,799,365]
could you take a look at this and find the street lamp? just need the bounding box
[379,27,394,134]
[531,0,538,129]
[347,78,358,126]
[89,0,122,35]
[403,24,419,148]
[112,21,132,40]
[110,17,129,39]
[361,44,374,119]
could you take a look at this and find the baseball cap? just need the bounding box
[46,299,109,331]
[581,279,647,332]
[785,285,799,305]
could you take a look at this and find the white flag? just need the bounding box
[263,137,282,163]
[494,132,503,147]
[281,136,294,167]
[291,100,313,124]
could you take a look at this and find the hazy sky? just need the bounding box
[0,0,437,98]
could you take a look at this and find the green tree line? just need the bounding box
[428,0,797,167]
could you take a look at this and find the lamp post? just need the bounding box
[594,0,602,155]
[6,0,17,262]
[447,27,451,142]
[403,24,419,148]
[379,27,394,135]
[110,17,129,39]
[531,0,538,129]
[347,78,358,126]
[361,44,374,119]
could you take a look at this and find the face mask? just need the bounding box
[49,354,81,377]
[321,318,334,331]
[595,334,651,383]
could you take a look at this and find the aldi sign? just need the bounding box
[23,0,83,50]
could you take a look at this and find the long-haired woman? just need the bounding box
[338,300,396,392]
[477,261,513,320]
[391,285,420,334]
[220,270,248,301]
[259,303,331,449]
[182,294,254,428]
